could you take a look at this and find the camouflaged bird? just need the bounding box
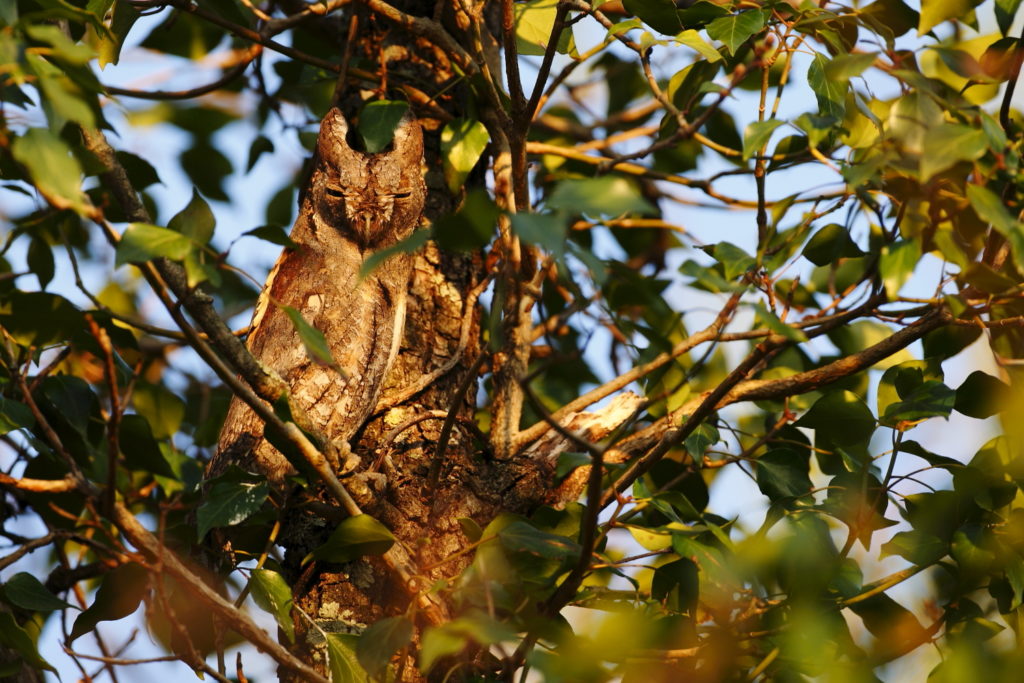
[212,108,426,483]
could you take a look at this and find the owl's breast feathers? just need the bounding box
[211,109,423,483]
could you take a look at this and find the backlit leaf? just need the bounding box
[115,223,193,266]
[706,10,768,56]
[441,118,489,193]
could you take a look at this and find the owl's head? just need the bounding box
[310,108,426,251]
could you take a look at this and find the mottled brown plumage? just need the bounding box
[212,108,426,483]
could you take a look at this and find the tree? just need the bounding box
[1,0,1023,680]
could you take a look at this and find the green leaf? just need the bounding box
[432,189,498,251]
[441,118,489,193]
[880,529,948,565]
[968,184,1020,235]
[824,52,877,81]
[861,0,920,39]
[2,572,75,612]
[11,128,87,213]
[356,616,413,677]
[280,304,340,370]
[311,514,396,564]
[706,10,768,56]
[954,370,1012,419]
[419,624,469,673]
[547,176,654,217]
[0,612,55,672]
[27,237,54,289]
[97,0,140,68]
[25,51,99,129]
[677,1,731,29]
[882,380,956,427]
[807,53,846,118]
[555,451,591,479]
[250,569,295,644]
[498,520,580,560]
[920,124,988,181]
[132,382,185,439]
[247,135,275,172]
[196,477,269,539]
[358,229,429,280]
[756,448,812,503]
[951,524,997,577]
[168,188,215,244]
[358,101,409,154]
[742,119,784,161]
[712,241,755,280]
[919,0,984,35]
[675,29,721,62]
[117,150,161,189]
[898,440,962,469]
[244,225,300,250]
[624,0,682,35]
[326,633,369,683]
[879,239,921,298]
[754,302,808,342]
[996,0,1024,35]
[115,223,193,266]
[118,414,177,477]
[0,1,15,25]
[797,391,875,447]
[458,516,483,542]
[515,0,572,54]
[651,558,699,613]
[684,422,719,459]
[0,291,85,347]
[70,563,149,642]
[511,212,567,255]
[0,397,34,435]
[802,223,865,266]
[181,143,232,201]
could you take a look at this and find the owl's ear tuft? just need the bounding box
[390,113,423,160]
[319,108,356,155]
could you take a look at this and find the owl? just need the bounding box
[212,108,426,483]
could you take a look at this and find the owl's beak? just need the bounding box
[350,212,374,250]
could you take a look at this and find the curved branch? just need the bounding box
[103,52,256,100]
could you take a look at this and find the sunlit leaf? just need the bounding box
[115,223,193,266]
[919,0,984,35]
[441,118,489,193]
[920,124,988,181]
[326,633,368,683]
[11,128,88,213]
[706,10,768,56]
[675,29,721,62]
[168,188,216,244]
[250,569,295,644]
[280,304,341,370]
[742,119,784,161]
